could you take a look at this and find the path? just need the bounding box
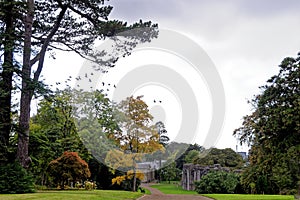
[137,184,212,200]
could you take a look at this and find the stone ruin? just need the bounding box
[181,163,230,190]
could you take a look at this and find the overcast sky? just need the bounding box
[42,0,300,151]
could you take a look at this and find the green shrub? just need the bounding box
[0,161,35,194]
[195,171,239,194]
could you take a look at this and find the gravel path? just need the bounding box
[137,184,212,200]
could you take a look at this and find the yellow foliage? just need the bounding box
[105,149,146,170]
[112,170,145,185]
[126,170,144,180]
[112,175,126,185]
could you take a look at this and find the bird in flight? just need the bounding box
[153,99,162,103]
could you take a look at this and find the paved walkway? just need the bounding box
[137,184,212,200]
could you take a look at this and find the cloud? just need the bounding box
[106,0,300,149]
[109,0,182,22]
[110,0,300,43]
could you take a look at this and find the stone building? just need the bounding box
[137,163,155,183]
[181,163,230,190]
[137,160,166,183]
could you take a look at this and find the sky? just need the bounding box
[41,0,300,152]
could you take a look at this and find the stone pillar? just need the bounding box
[186,168,189,190]
[197,170,201,180]
[182,164,196,191]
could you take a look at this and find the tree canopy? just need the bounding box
[105,95,163,191]
[234,53,300,194]
[47,151,90,189]
[194,148,244,169]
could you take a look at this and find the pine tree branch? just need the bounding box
[32,5,68,83]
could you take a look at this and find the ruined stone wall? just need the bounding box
[181,163,230,190]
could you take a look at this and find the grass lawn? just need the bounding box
[0,190,144,200]
[151,182,198,195]
[152,183,294,200]
[203,194,294,200]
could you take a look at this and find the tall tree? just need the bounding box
[18,0,35,167]
[234,53,300,194]
[155,121,170,146]
[74,89,119,163]
[153,121,169,172]
[0,0,22,164]
[0,0,158,168]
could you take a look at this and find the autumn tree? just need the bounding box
[47,151,90,189]
[111,169,145,191]
[0,0,158,168]
[234,53,300,194]
[106,96,163,192]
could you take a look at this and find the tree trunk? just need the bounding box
[0,1,14,164]
[133,166,137,192]
[159,158,162,182]
[17,0,34,168]
[16,1,67,168]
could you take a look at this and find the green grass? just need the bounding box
[151,183,294,200]
[203,194,294,200]
[0,190,144,200]
[151,182,198,195]
[141,188,151,195]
